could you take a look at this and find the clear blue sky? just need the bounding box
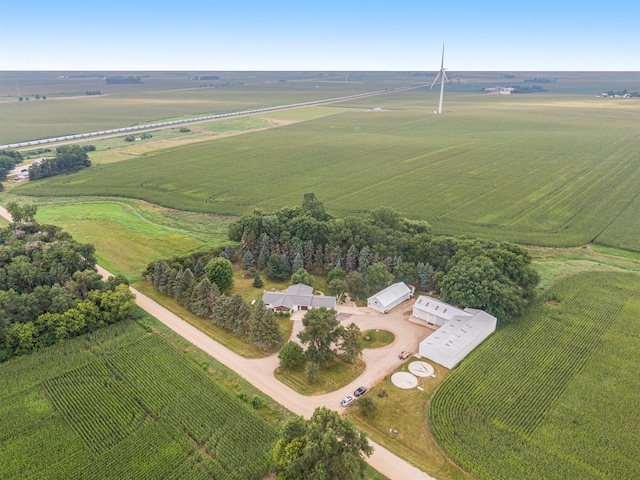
[2,0,638,71]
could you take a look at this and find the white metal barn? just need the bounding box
[367,282,413,313]
[414,296,497,369]
[412,296,468,326]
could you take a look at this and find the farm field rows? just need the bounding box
[0,73,414,145]
[16,92,640,249]
[429,271,640,479]
[0,319,279,480]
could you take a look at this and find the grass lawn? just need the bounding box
[361,329,395,349]
[19,197,233,281]
[274,357,366,395]
[134,281,292,358]
[529,243,640,290]
[345,361,468,480]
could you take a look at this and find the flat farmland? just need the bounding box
[0,72,418,144]
[429,271,640,479]
[32,198,232,280]
[0,320,279,480]
[17,92,640,248]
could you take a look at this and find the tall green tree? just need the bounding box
[297,307,344,366]
[273,407,372,480]
[205,257,234,293]
[340,322,363,364]
[440,255,524,322]
[365,262,393,294]
[265,254,290,280]
[278,341,306,369]
[189,277,214,317]
[248,300,283,350]
[291,268,314,288]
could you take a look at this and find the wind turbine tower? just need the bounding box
[430,44,448,114]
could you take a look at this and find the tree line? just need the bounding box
[0,150,23,190]
[229,193,539,323]
[144,251,283,352]
[0,203,135,362]
[29,145,92,180]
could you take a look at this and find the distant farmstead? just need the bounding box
[262,284,336,313]
[413,295,497,369]
[367,282,414,313]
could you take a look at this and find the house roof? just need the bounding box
[413,295,470,322]
[368,282,411,309]
[262,283,336,310]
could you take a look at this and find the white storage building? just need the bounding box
[414,296,497,369]
[367,282,414,313]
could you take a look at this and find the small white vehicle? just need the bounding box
[340,395,356,407]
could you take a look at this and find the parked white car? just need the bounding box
[340,395,356,407]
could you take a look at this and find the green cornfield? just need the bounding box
[0,321,278,479]
[429,271,640,479]
[17,92,640,249]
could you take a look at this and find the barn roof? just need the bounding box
[368,282,412,309]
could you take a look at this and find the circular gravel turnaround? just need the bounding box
[391,372,419,389]
[409,361,435,377]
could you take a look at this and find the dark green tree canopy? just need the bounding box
[0,217,135,361]
[273,407,372,479]
[205,257,234,293]
[297,307,344,365]
[265,254,291,280]
[291,268,314,288]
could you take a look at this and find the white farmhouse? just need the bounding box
[262,284,336,313]
[367,282,414,313]
[413,295,497,369]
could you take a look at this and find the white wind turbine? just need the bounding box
[430,44,448,114]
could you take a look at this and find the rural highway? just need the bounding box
[0,83,426,150]
[0,205,436,480]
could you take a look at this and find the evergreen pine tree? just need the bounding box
[253,271,264,288]
[313,244,325,272]
[193,260,205,278]
[167,268,181,296]
[358,246,371,274]
[291,252,304,273]
[303,240,315,271]
[209,282,221,313]
[224,244,236,262]
[248,300,283,350]
[190,277,213,317]
[153,259,171,293]
[229,293,251,336]
[345,245,358,272]
[258,234,272,270]
[175,268,195,306]
[242,250,255,269]
[211,294,230,328]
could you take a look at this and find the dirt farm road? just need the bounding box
[123,271,437,480]
[0,205,436,479]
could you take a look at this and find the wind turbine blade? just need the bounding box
[430,72,441,89]
[441,43,445,70]
[443,70,449,82]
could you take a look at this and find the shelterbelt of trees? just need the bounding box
[229,194,539,323]
[28,145,93,181]
[0,203,135,362]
